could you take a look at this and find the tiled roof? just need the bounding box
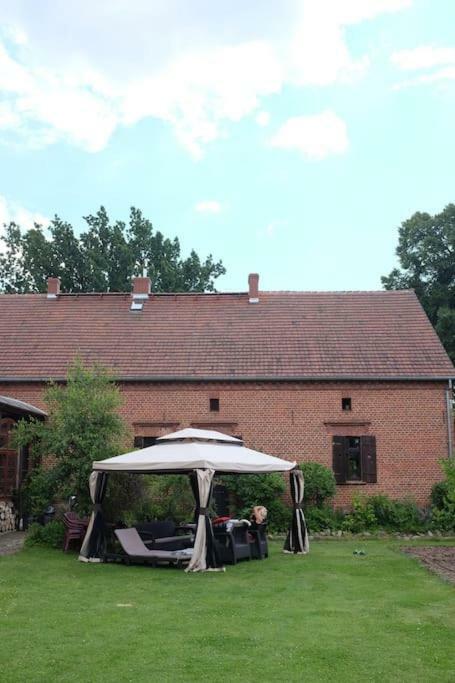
[0,289,453,381]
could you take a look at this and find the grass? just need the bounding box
[0,540,454,682]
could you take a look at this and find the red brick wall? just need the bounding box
[0,380,450,507]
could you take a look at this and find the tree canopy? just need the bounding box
[13,358,139,515]
[382,203,455,362]
[0,206,225,294]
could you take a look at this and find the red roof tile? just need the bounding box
[0,289,453,380]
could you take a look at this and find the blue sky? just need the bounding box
[0,0,454,292]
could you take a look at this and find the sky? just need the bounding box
[0,0,454,292]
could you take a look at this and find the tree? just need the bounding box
[0,206,225,293]
[382,203,455,361]
[13,358,133,514]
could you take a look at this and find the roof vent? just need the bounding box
[248,273,259,304]
[132,276,151,300]
[47,277,61,299]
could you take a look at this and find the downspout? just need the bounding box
[446,379,453,459]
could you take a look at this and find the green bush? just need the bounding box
[299,462,336,507]
[123,474,195,525]
[431,481,450,510]
[430,506,455,532]
[369,495,425,533]
[21,466,62,518]
[305,505,343,532]
[342,497,377,533]
[266,499,292,533]
[25,521,65,549]
[219,473,286,518]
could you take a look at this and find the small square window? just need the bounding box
[209,398,220,412]
[342,397,352,411]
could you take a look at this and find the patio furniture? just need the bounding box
[63,512,88,552]
[213,521,252,564]
[109,528,192,567]
[249,522,268,559]
[135,521,193,551]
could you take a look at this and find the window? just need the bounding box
[0,417,18,496]
[209,398,220,412]
[342,397,352,411]
[0,453,18,496]
[332,435,377,484]
[133,436,157,449]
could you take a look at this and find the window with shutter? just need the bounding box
[332,436,347,484]
[332,434,377,485]
[360,435,377,483]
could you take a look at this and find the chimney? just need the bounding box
[47,277,60,299]
[132,276,151,300]
[248,273,259,303]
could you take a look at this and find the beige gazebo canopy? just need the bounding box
[80,428,308,571]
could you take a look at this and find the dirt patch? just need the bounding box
[402,546,455,585]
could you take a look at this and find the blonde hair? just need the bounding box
[251,505,268,524]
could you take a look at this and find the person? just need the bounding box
[250,505,267,526]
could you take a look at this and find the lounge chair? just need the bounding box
[108,528,193,567]
[135,521,193,551]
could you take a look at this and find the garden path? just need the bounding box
[0,531,25,556]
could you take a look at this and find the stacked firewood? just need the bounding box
[0,501,16,533]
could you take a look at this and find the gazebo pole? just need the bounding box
[79,471,109,562]
[283,468,309,555]
[185,468,223,572]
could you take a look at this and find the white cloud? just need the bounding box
[391,45,455,88]
[255,111,271,127]
[0,195,49,252]
[0,1,412,156]
[391,45,455,70]
[0,195,48,229]
[194,200,222,214]
[269,110,349,160]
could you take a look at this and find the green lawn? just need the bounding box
[0,540,454,683]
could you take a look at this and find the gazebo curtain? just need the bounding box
[283,469,309,555]
[79,471,109,562]
[186,469,221,572]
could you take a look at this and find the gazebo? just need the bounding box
[79,428,309,571]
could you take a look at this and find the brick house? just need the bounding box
[0,274,453,518]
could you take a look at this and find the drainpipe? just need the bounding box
[446,379,453,459]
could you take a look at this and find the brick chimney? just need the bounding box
[248,273,259,303]
[47,277,60,299]
[132,276,151,300]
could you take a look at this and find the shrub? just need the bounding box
[12,358,129,515]
[21,466,62,519]
[431,481,450,510]
[114,474,196,527]
[305,505,343,532]
[299,462,336,507]
[219,473,286,518]
[430,507,455,532]
[25,520,65,549]
[369,495,425,533]
[266,499,292,533]
[342,497,377,533]
[428,460,455,532]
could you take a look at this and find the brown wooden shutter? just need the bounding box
[332,436,347,484]
[361,435,377,483]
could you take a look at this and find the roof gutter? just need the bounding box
[0,374,454,383]
[447,379,453,459]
